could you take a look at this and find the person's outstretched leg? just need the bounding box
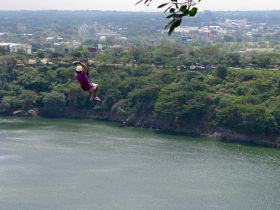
[90,84,101,102]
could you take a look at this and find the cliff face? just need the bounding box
[211,128,280,148]
[7,107,280,148]
[49,107,280,148]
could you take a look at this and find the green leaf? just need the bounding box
[180,5,187,12]
[158,3,169,8]
[183,9,190,16]
[135,0,144,5]
[135,0,150,5]
[169,8,175,13]
[168,27,176,36]
[174,13,185,18]
[164,20,174,29]
[164,6,172,13]
[166,14,175,19]
[189,7,198,16]
[167,18,182,35]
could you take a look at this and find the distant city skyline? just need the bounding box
[0,0,279,11]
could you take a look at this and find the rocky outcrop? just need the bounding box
[215,128,280,148]
[12,109,39,117]
[59,108,280,148]
[5,107,280,148]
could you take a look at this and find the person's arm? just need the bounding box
[79,62,88,72]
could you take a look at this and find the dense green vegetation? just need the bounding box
[1,10,280,141]
[1,44,280,137]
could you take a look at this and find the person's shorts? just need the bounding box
[88,83,98,92]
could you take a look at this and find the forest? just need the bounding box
[1,43,280,140]
[1,11,280,145]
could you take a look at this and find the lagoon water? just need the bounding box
[0,117,280,210]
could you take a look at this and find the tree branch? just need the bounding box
[136,0,202,35]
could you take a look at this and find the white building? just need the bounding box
[99,36,107,41]
[175,26,199,33]
[96,32,122,40]
[225,19,247,28]
[0,43,32,54]
[97,44,103,50]
[208,25,221,31]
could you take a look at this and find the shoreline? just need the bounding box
[3,110,280,148]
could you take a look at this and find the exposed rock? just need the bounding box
[12,109,39,117]
[13,110,26,116]
[217,128,280,148]
[13,107,280,148]
[28,109,39,116]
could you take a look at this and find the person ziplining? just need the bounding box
[73,61,101,102]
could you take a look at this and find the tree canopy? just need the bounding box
[1,44,280,137]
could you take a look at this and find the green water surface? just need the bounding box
[0,117,280,210]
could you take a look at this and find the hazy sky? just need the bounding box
[0,0,279,11]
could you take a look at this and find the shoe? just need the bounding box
[93,96,101,102]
